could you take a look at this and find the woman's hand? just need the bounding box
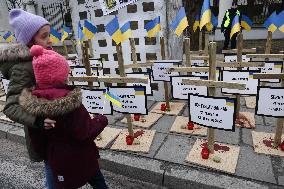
[44,118,56,130]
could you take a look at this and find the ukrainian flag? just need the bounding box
[61,25,71,42]
[170,7,189,36]
[226,99,235,106]
[105,17,123,45]
[249,72,254,79]
[144,16,161,37]
[104,90,122,108]
[121,21,132,42]
[263,11,278,33]
[276,10,284,33]
[3,31,14,43]
[78,22,84,44]
[206,13,218,31]
[230,15,241,39]
[50,28,61,43]
[200,0,211,31]
[134,87,145,95]
[83,20,98,40]
[0,35,2,42]
[241,15,253,32]
[193,15,200,32]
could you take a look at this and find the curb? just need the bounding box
[0,122,281,189]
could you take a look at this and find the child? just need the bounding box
[19,45,109,189]
[1,9,57,188]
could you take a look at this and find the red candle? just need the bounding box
[201,148,210,159]
[133,114,140,121]
[187,121,194,130]
[160,103,167,111]
[280,141,284,151]
[126,136,134,145]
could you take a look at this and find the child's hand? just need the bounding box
[44,118,56,130]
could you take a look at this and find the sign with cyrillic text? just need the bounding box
[126,73,152,95]
[71,67,100,87]
[152,60,181,82]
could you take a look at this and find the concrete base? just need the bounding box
[170,116,207,136]
[120,113,163,129]
[185,139,240,174]
[111,129,156,153]
[0,115,14,123]
[95,127,122,149]
[252,131,284,157]
[150,102,185,116]
[245,97,256,109]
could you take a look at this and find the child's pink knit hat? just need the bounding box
[30,45,69,89]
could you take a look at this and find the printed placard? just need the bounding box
[170,76,208,100]
[99,0,140,15]
[109,86,147,114]
[89,58,104,76]
[1,78,9,94]
[192,66,220,80]
[221,70,259,95]
[249,62,283,83]
[256,87,284,118]
[126,72,153,95]
[189,94,236,131]
[71,67,100,87]
[81,89,113,115]
[152,60,181,82]
[224,55,250,70]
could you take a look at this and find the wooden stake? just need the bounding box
[160,37,171,111]
[88,39,94,58]
[130,38,139,72]
[82,41,94,89]
[116,44,134,137]
[265,31,272,54]
[204,32,209,55]
[236,33,243,117]
[207,42,217,153]
[199,31,203,52]
[63,41,68,58]
[184,38,191,67]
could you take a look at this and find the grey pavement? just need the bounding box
[0,96,284,188]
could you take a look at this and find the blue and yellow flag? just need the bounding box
[105,17,123,45]
[230,15,241,39]
[61,25,71,42]
[104,90,122,108]
[78,22,84,44]
[263,11,278,33]
[193,15,200,32]
[206,13,218,31]
[276,10,284,33]
[50,28,61,43]
[145,16,161,37]
[134,87,145,95]
[0,35,2,42]
[200,0,211,30]
[83,20,98,40]
[3,31,14,43]
[241,15,253,32]
[226,99,235,106]
[170,7,189,36]
[121,21,132,42]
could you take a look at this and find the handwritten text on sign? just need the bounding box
[171,76,207,100]
[221,71,259,95]
[99,0,139,15]
[109,87,147,114]
[71,67,99,87]
[224,55,250,70]
[126,73,152,95]
[81,89,112,115]
[256,87,284,118]
[152,60,181,82]
[250,62,283,83]
[189,95,236,131]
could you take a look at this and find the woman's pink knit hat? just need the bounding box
[30,45,69,89]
